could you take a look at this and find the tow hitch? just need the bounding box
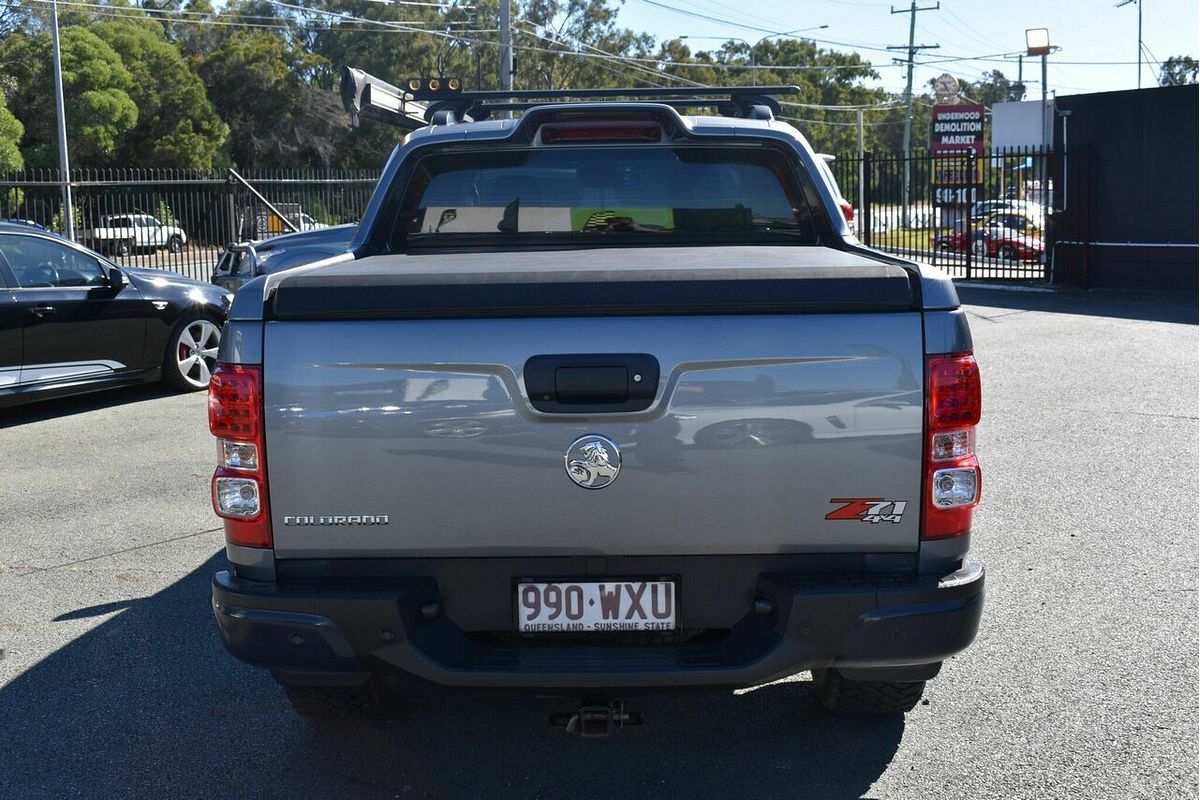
[548,699,643,737]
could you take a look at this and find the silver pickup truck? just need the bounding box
[207,84,984,733]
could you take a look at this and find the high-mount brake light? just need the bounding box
[209,364,272,548]
[922,353,982,540]
[540,124,662,144]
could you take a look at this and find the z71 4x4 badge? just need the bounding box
[826,498,908,524]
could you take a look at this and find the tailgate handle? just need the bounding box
[525,354,659,413]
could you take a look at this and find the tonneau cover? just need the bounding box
[267,246,916,319]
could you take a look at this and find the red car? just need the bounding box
[933,224,1044,262]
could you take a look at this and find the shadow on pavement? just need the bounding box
[957,285,1198,325]
[0,553,904,799]
[0,383,179,428]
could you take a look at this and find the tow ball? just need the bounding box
[548,699,643,737]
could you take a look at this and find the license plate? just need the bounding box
[516,580,677,633]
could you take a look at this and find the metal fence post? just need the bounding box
[861,151,873,247]
[225,171,238,245]
[965,149,976,281]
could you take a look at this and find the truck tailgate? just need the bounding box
[262,247,925,558]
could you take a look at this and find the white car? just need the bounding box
[81,213,187,257]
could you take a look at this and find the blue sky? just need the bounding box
[611,0,1200,96]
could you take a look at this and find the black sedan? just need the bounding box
[0,222,232,407]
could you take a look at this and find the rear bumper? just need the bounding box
[211,562,984,691]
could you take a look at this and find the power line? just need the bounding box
[20,0,471,30]
[665,0,794,32]
[517,20,707,88]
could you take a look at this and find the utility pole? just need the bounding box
[889,1,939,229]
[50,0,74,239]
[499,0,513,93]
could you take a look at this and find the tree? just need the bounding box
[1159,55,1198,86]
[94,20,228,169]
[0,101,23,171]
[7,26,139,167]
[199,29,348,169]
[960,69,1025,105]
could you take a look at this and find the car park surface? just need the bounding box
[0,286,1194,799]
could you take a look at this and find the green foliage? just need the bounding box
[92,20,229,169]
[0,101,23,171]
[4,26,138,166]
[49,203,84,235]
[57,27,140,159]
[1159,55,1198,86]
[156,199,177,225]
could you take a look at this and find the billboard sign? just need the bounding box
[931,103,986,206]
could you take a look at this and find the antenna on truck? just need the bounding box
[339,66,801,129]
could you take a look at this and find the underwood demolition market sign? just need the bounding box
[931,102,986,206]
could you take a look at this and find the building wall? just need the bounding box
[1051,84,1198,290]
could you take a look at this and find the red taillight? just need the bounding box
[209,364,272,548]
[839,201,855,223]
[209,366,260,439]
[540,124,661,144]
[922,353,982,540]
[929,355,982,429]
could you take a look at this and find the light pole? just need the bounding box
[1025,28,1051,149]
[1115,0,1144,88]
[50,0,74,239]
[1026,28,1052,209]
[681,25,828,86]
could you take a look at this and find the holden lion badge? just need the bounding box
[564,434,621,490]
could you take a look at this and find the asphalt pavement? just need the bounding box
[0,286,1196,800]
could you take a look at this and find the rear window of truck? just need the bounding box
[394,145,821,246]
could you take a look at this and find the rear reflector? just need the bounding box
[540,124,661,144]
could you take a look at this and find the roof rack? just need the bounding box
[340,66,800,129]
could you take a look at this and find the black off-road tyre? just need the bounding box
[812,669,926,715]
[282,676,397,719]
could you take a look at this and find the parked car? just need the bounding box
[933,219,1045,261]
[79,213,188,257]
[207,82,984,727]
[0,218,46,230]
[0,223,232,407]
[970,200,1045,228]
[211,223,356,292]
